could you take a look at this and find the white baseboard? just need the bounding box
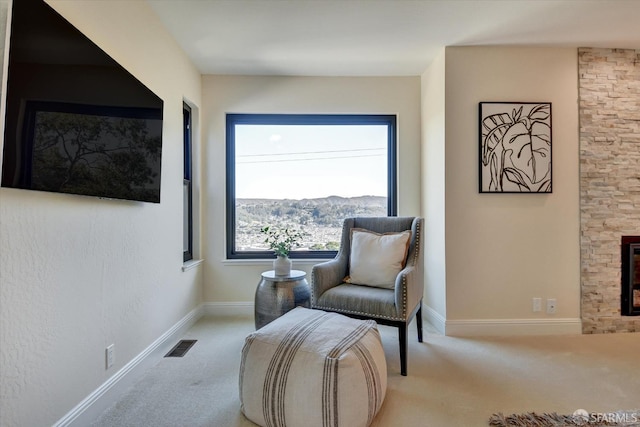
[423,304,446,335]
[53,305,204,427]
[421,303,582,336]
[444,317,583,336]
[202,301,254,318]
[201,303,581,337]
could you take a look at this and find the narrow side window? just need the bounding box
[183,103,193,262]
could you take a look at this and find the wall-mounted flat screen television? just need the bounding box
[2,0,164,203]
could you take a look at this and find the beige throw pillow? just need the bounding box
[347,228,411,289]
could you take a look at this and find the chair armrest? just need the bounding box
[311,259,347,304]
[393,264,424,320]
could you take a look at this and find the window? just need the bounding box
[183,103,193,262]
[226,114,397,259]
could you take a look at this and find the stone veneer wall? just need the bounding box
[579,47,640,333]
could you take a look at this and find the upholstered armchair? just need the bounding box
[311,216,424,376]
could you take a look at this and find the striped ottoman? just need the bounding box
[239,307,387,427]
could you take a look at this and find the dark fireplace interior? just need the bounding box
[621,236,640,316]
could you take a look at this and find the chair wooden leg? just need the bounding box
[399,323,407,376]
[416,301,423,343]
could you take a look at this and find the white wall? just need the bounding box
[201,75,422,304]
[0,0,8,162]
[0,1,203,425]
[421,49,447,331]
[443,47,580,333]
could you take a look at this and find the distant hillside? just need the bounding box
[237,195,386,227]
[239,195,384,206]
[235,195,387,251]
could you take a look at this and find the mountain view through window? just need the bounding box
[229,115,396,257]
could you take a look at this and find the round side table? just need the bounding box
[254,270,310,329]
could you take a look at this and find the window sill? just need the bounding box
[221,258,330,267]
[182,259,204,272]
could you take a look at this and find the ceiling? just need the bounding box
[147,0,640,77]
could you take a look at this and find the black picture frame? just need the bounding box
[479,102,552,193]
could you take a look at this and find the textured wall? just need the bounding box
[0,1,202,425]
[579,47,640,333]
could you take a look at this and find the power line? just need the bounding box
[237,153,384,164]
[237,147,384,158]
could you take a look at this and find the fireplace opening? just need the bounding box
[621,236,640,316]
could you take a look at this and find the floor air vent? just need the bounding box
[165,339,197,357]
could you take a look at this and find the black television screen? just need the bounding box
[2,0,164,203]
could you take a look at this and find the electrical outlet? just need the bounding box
[106,344,114,369]
[546,298,557,314]
[533,297,542,312]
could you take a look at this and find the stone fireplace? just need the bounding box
[621,236,640,316]
[579,47,640,333]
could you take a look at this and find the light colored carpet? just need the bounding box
[92,315,640,427]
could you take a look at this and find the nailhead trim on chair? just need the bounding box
[313,217,422,323]
[312,305,404,322]
[401,218,421,320]
[401,275,407,319]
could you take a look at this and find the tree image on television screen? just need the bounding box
[30,111,162,201]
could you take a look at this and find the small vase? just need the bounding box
[273,255,292,276]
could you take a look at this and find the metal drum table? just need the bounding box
[254,270,310,329]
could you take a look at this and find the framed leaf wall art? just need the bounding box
[479,102,552,193]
